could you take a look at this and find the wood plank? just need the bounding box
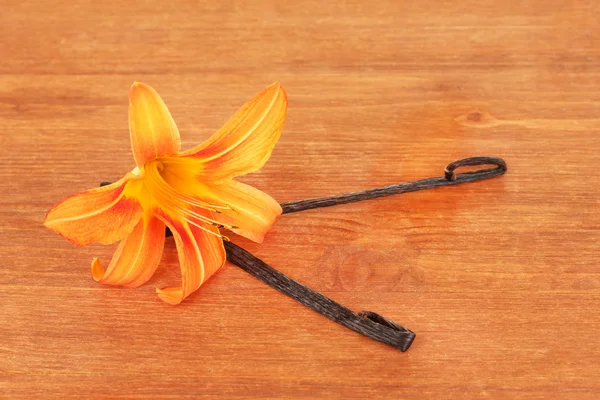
[1,1,599,398]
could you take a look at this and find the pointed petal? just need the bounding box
[201,180,282,243]
[154,213,226,305]
[44,178,142,246]
[91,216,166,288]
[129,82,181,166]
[181,82,287,181]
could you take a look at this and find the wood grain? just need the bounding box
[1,1,600,398]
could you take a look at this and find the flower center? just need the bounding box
[141,157,237,240]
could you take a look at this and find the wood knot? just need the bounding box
[467,111,483,122]
[454,110,500,128]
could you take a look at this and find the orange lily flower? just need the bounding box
[44,82,287,304]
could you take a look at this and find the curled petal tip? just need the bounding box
[129,82,162,103]
[129,81,151,98]
[268,81,285,94]
[156,287,183,305]
[129,82,140,94]
[91,257,104,282]
[90,217,166,288]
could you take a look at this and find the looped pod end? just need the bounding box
[444,156,507,181]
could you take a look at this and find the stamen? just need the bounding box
[225,204,240,214]
[184,216,231,241]
[147,167,235,227]
[152,166,231,211]
[180,197,232,212]
[178,206,238,230]
[144,161,238,240]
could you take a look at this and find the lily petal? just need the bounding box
[181,82,287,181]
[44,178,142,246]
[154,213,226,305]
[201,180,282,243]
[91,215,166,287]
[129,82,181,166]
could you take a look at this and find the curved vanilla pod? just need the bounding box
[102,156,506,352]
[280,156,506,214]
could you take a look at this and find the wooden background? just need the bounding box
[1,1,599,398]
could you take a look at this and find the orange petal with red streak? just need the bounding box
[154,213,226,305]
[91,216,166,287]
[44,179,142,246]
[129,82,181,166]
[180,82,287,181]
